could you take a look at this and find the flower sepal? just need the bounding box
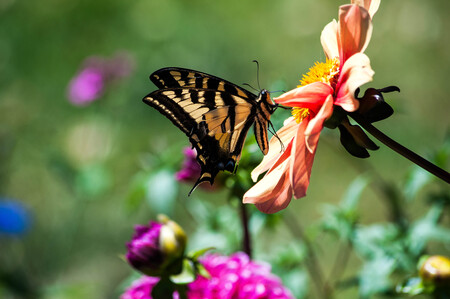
[323,105,347,129]
[338,117,379,158]
[354,86,399,123]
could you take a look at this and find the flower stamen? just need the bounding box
[299,57,340,87]
[292,107,310,123]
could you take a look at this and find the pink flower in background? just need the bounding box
[121,276,180,299]
[67,52,134,106]
[175,147,201,182]
[189,252,294,299]
[121,252,294,299]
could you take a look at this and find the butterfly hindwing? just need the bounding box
[143,67,275,194]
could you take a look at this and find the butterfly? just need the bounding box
[143,67,277,195]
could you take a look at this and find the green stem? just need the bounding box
[350,113,450,184]
[284,211,328,299]
[239,202,252,258]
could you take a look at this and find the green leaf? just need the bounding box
[404,166,431,201]
[188,247,215,260]
[341,174,371,211]
[408,203,450,255]
[359,257,396,298]
[170,259,196,284]
[396,277,426,295]
[195,263,211,279]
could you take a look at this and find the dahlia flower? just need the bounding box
[244,0,380,213]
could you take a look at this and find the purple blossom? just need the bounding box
[126,222,165,274]
[175,147,201,182]
[67,52,134,106]
[120,276,180,299]
[125,217,187,277]
[121,252,294,299]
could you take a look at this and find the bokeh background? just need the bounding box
[0,0,448,298]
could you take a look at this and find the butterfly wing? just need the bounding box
[150,67,256,100]
[143,81,258,194]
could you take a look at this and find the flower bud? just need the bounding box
[419,255,450,287]
[125,215,187,276]
[355,86,398,123]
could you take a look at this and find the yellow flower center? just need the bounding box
[292,108,310,123]
[299,58,340,87]
[292,58,340,123]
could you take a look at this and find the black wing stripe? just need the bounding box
[254,118,269,155]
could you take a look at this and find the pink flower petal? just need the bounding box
[288,96,332,199]
[321,19,339,59]
[251,118,297,182]
[254,180,292,214]
[274,82,333,111]
[335,53,374,112]
[244,159,290,205]
[289,120,312,199]
[338,4,373,64]
[304,95,334,153]
[351,0,380,18]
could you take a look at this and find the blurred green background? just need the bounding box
[0,0,448,298]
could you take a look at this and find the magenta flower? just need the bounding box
[121,252,294,299]
[126,217,187,277]
[67,52,134,106]
[175,147,201,182]
[120,276,181,299]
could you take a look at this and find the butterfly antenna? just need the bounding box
[242,83,259,93]
[252,60,261,90]
[268,121,285,152]
[268,90,286,94]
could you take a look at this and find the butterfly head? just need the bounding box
[257,89,278,114]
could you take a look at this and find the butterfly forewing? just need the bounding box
[150,68,256,100]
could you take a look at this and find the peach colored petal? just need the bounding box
[335,53,374,112]
[304,95,334,153]
[321,19,339,59]
[244,159,290,204]
[351,0,380,18]
[254,181,292,214]
[338,4,373,63]
[289,120,315,199]
[251,118,298,182]
[274,82,333,111]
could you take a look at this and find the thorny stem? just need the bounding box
[284,210,328,299]
[239,202,252,258]
[350,113,450,184]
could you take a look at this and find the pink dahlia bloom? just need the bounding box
[121,253,294,299]
[243,0,379,214]
[189,252,294,299]
[121,276,180,299]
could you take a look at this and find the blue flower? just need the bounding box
[0,199,31,236]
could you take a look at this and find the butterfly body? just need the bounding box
[143,67,276,194]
